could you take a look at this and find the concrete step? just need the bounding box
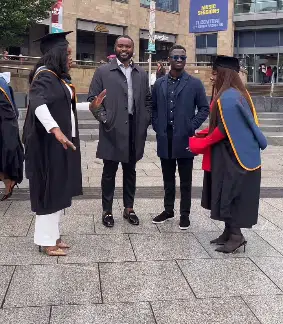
[18,129,283,145]
[18,109,283,122]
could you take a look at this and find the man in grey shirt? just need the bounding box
[88,35,152,228]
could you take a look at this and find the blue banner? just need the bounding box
[189,0,228,33]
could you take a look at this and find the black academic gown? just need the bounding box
[0,91,24,183]
[23,70,82,215]
[201,112,261,228]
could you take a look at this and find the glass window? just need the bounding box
[280,30,283,45]
[207,34,217,47]
[255,0,278,12]
[255,30,279,47]
[234,31,239,48]
[234,0,255,14]
[239,31,255,47]
[196,35,207,49]
[140,0,179,12]
[196,34,217,49]
[234,0,283,13]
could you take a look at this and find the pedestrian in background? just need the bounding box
[0,72,24,201]
[23,31,82,256]
[151,45,209,229]
[266,66,272,83]
[156,61,166,79]
[189,56,267,253]
[88,35,152,228]
[259,63,266,84]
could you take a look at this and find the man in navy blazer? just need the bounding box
[151,45,209,229]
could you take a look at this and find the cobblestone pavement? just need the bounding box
[0,142,283,323]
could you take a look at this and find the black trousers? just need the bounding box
[101,115,136,212]
[160,158,193,217]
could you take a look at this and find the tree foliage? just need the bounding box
[0,0,56,47]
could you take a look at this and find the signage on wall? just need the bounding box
[155,34,169,41]
[140,30,176,43]
[189,0,228,33]
[51,0,64,33]
[94,24,109,33]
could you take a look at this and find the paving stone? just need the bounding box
[50,302,155,324]
[4,264,101,307]
[60,213,95,235]
[263,198,283,212]
[58,234,135,264]
[99,261,193,303]
[194,231,282,258]
[0,202,11,217]
[0,215,33,237]
[117,198,164,216]
[129,233,210,261]
[28,213,95,237]
[151,298,260,324]
[255,230,283,254]
[64,199,121,215]
[4,201,34,217]
[258,200,283,230]
[136,177,165,187]
[177,258,281,298]
[135,163,160,170]
[251,257,283,291]
[243,295,283,324]
[0,307,50,324]
[156,214,220,233]
[0,237,57,265]
[0,266,15,307]
[261,177,283,187]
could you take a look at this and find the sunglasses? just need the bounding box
[170,55,187,61]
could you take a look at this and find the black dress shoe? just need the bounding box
[102,212,114,227]
[123,209,139,225]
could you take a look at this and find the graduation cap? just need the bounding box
[213,55,240,73]
[33,31,73,55]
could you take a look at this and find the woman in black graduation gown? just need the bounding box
[0,72,24,200]
[189,56,267,254]
[23,31,82,256]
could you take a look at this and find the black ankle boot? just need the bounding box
[210,227,230,245]
[215,234,247,254]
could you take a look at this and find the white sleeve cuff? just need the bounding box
[35,104,59,133]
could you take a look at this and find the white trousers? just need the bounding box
[34,210,62,246]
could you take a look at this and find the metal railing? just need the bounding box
[0,56,212,70]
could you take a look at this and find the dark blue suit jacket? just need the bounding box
[152,72,209,159]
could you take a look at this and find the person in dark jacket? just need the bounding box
[0,72,24,201]
[88,35,152,228]
[23,32,82,256]
[151,45,209,229]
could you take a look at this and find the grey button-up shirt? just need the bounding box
[117,58,134,115]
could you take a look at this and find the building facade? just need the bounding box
[12,0,283,83]
[23,0,234,64]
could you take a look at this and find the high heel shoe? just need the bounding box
[215,234,247,254]
[38,246,67,256]
[1,183,18,201]
[210,227,230,245]
[56,238,70,249]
